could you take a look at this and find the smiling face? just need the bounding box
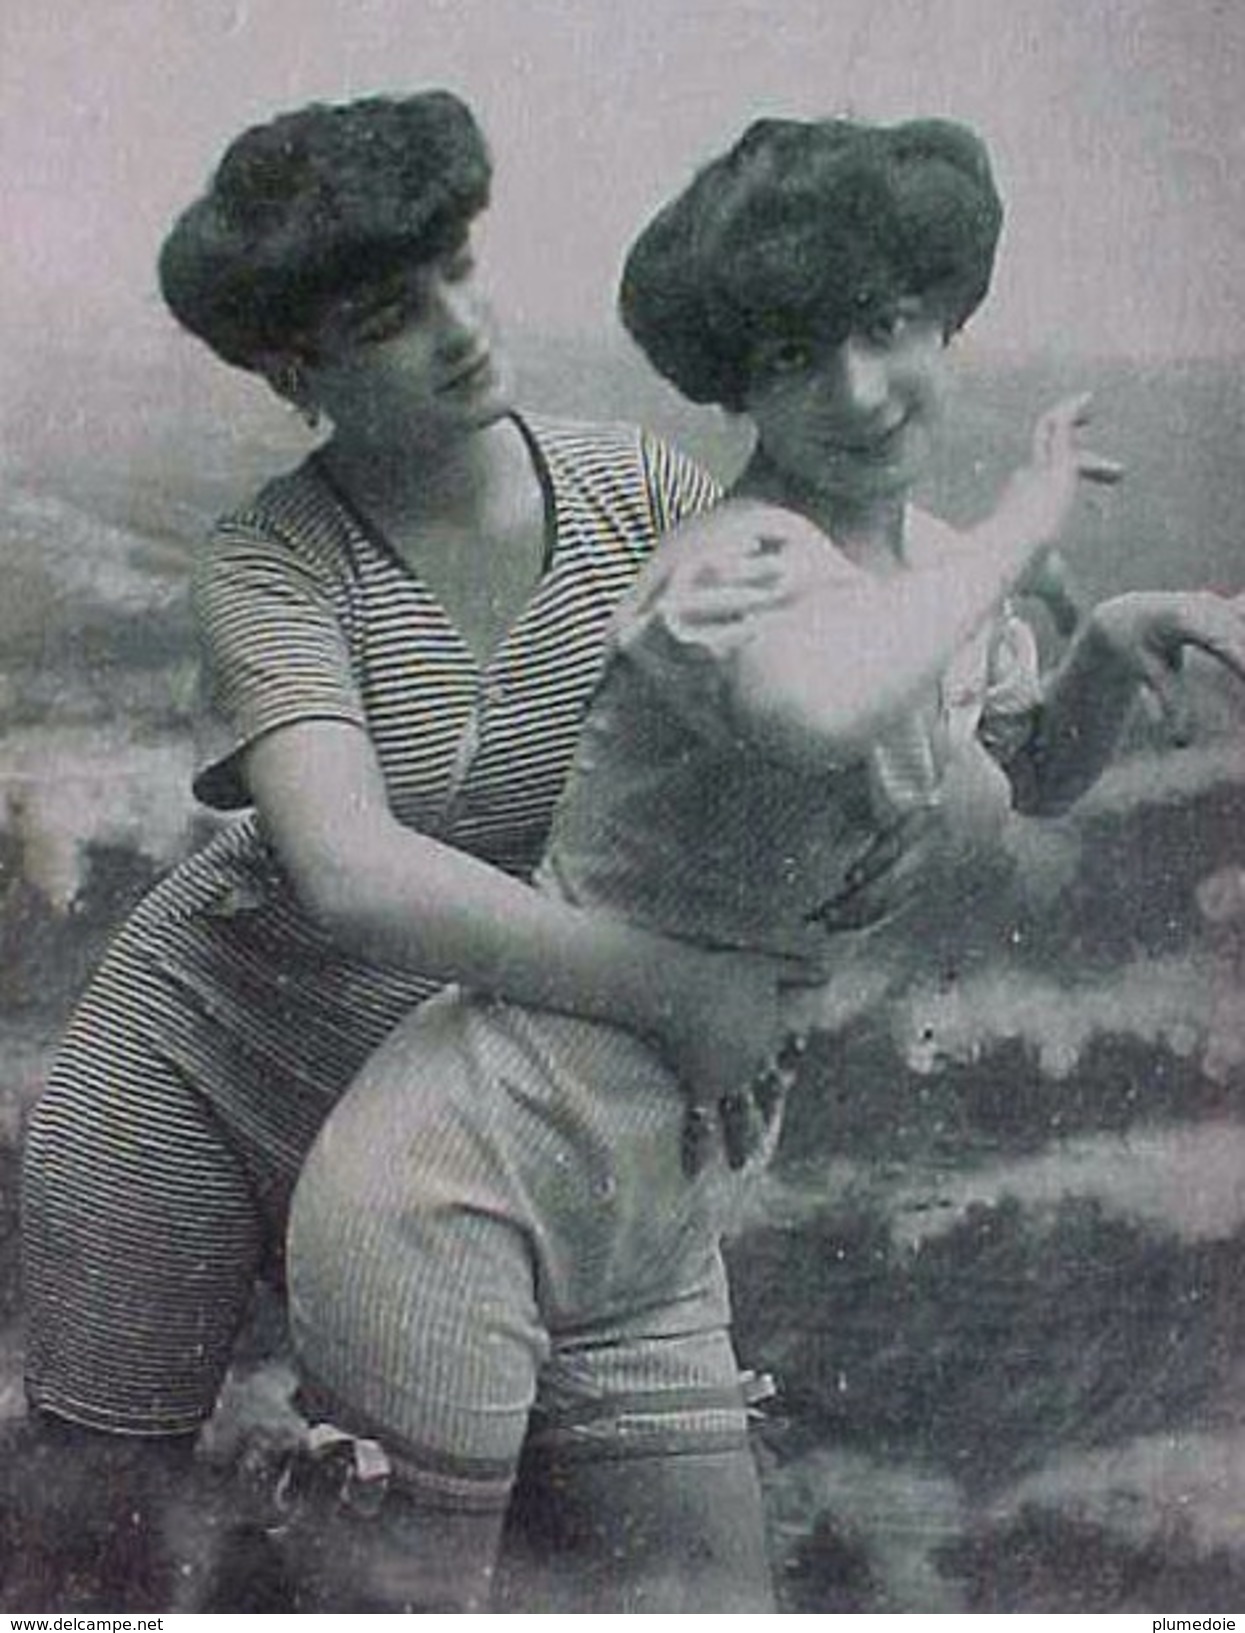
[297,232,513,445]
[742,296,950,509]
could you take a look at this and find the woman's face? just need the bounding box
[742,297,949,507]
[301,232,513,442]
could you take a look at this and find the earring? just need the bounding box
[274,359,321,429]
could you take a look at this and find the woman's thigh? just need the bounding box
[24,963,264,1434]
[500,1443,773,1613]
[289,1082,549,1502]
[289,1047,767,1611]
[288,992,743,1500]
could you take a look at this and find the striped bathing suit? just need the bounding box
[22,415,716,1436]
[286,503,1043,1507]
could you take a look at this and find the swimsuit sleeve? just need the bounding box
[639,429,722,537]
[191,510,366,810]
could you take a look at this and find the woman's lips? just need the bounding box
[840,417,910,458]
[440,353,495,393]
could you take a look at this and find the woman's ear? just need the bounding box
[259,352,322,428]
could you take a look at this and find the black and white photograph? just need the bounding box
[1,0,1243,1615]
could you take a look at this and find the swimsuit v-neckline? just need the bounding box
[311,411,560,679]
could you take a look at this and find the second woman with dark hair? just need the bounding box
[285,112,1244,1611]
[16,90,796,1606]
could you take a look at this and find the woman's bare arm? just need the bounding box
[722,397,1122,765]
[1012,589,1245,814]
[243,718,806,1144]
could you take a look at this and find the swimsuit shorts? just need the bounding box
[288,991,749,1509]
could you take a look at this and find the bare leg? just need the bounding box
[285,1490,508,1613]
[0,1416,215,1611]
[499,1446,774,1613]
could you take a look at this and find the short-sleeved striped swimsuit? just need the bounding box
[22,415,717,1436]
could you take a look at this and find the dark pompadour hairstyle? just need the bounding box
[158,90,491,370]
[619,116,1003,409]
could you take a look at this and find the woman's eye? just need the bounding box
[862,300,927,348]
[763,340,812,376]
[352,303,409,342]
[863,311,904,346]
[349,281,431,342]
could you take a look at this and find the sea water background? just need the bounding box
[1,327,1243,1609]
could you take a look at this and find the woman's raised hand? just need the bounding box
[992,393,1123,565]
[1092,588,1245,742]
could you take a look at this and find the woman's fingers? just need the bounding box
[671,512,826,629]
[1032,392,1093,462]
[687,558,791,591]
[682,1089,767,1176]
[719,1090,765,1171]
[689,1064,801,1176]
[677,580,798,628]
[1032,394,1123,484]
[1137,644,1192,745]
[1188,604,1245,682]
[1001,392,1122,559]
[1078,452,1125,485]
[681,1101,718,1179]
[682,1093,759,1177]
[681,1031,811,1176]
[1118,591,1245,743]
[1150,592,1245,681]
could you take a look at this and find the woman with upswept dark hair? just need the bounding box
[15,90,793,1607]
[619,115,1002,411]
[281,114,1243,1610]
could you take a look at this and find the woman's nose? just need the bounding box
[837,339,891,414]
[431,278,487,352]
